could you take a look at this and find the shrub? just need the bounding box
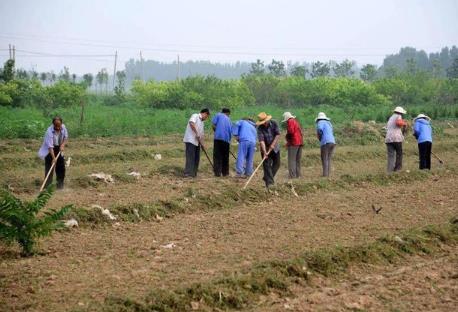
[0,187,72,256]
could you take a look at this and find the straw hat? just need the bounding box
[282,112,296,122]
[393,106,407,114]
[256,112,272,126]
[413,113,431,121]
[315,112,330,122]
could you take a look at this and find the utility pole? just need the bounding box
[140,51,144,81]
[177,54,180,81]
[8,44,11,59]
[12,45,15,61]
[112,51,118,90]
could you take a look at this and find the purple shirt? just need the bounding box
[38,124,68,159]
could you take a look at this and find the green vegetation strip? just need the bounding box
[94,218,458,311]
[68,169,452,226]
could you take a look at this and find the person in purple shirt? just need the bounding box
[38,116,68,189]
[212,108,232,177]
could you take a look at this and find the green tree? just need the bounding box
[40,72,47,84]
[59,67,71,82]
[82,73,94,89]
[311,61,330,78]
[360,64,378,81]
[405,58,417,76]
[250,59,265,75]
[16,69,28,80]
[267,59,286,77]
[333,59,355,77]
[0,187,71,256]
[1,59,15,82]
[446,58,458,79]
[114,70,126,98]
[290,65,307,78]
[71,73,77,83]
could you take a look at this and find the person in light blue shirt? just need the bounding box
[413,114,433,170]
[232,117,257,177]
[212,108,233,176]
[315,112,336,177]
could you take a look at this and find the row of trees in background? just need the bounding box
[1,47,457,114]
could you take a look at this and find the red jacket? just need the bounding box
[286,118,303,146]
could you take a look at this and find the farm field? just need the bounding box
[0,122,457,311]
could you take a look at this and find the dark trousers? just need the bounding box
[44,146,65,189]
[262,151,281,187]
[320,143,335,177]
[287,145,302,178]
[184,143,200,177]
[213,139,230,177]
[386,142,403,172]
[418,142,432,170]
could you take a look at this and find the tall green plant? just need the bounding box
[0,187,71,256]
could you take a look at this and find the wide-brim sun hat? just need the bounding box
[282,112,296,122]
[413,113,431,121]
[393,106,407,114]
[315,112,330,122]
[256,112,272,126]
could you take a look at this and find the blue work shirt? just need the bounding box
[212,113,232,143]
[413,118,432,143]
[232,120,257,143]
[316,120,335,146]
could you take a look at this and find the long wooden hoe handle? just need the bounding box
[243,154,268,190]
[40,152,61,192]
[198,139,214,170]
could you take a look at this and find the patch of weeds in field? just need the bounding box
[112,202,168,222]
[111,173,138,184]
[153,164,183,176]
[98,219,458,312]
[72,176,99,189]
[66,207,110,226]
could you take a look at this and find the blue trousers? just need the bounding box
[236,141,256,176]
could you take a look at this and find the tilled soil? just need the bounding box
[256,247,458,312]
[1,174,457,311]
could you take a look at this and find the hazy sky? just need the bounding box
[0,0,457,74]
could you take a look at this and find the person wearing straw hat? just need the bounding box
[37,116,68,189]
[183,108,210,177]
[282,112,303,179]
[413,114,433,170]
[385,106,408,172]
[256,112,281,189]
[315,112,335,177]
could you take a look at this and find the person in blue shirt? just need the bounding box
[232,117,257,178]
[212,108,233,177]
[413,114,433,170]
[315,112,336,177]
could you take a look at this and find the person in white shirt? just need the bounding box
[183,108,210,177]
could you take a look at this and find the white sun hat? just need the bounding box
[282,112,296,122]
[393,106,407,114]
[413,113,431,121]
[315,112,330,122]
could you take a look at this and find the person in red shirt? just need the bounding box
[282,112,304,178]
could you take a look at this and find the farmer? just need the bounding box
[183,108,210,177]
[257,112,281,189]
[385,106,408,172]
[283,112,303,179]
[315,112,335,177]
[232,117,257,178]
[212,108,232,177]
[413,114,433,170]
[38,116,68,189]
